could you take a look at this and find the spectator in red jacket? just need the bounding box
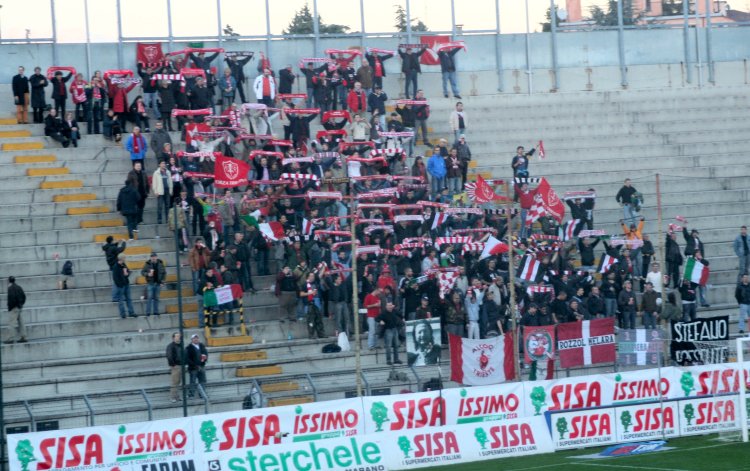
[515,182,536,239]
[346,81,367,114]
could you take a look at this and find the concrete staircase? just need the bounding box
[0,84,748,431]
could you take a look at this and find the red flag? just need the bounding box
[556,317,616,368]
[537,140,545,159]
[465,175,507,204]
[523,325,556,364]
[479,236,509,260]
[136,43,165,67]
[419,35,450,65]
[535,177,566,223]
[214,155,250,188]
[449,333,516,385]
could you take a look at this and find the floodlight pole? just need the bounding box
[505,182,520,381]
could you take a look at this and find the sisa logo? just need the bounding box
[117,425,188,457]
[372,398,445,432]
[613,374,670,402]
[398,432,459,459]
[457,389,520,418]
[474,424,536,449]
[20,434,104,470]
[568,413,611,439]
[696,400,736,425]
[629,407,674,432]
[293,405,359,437]
[211,415,282,452]
[549,382,602,411]
[697,369,750,396]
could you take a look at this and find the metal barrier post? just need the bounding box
[305,374,318,401]
[360,372,371,396]
[140,389,153,421]
[239,298,246,336]
[252,379,265,408]
[409,365,422,391]
[82,395,95,426]
[22,401,35,432]
[197,384,210,414]
[406,0,413,44]
[523,0,533,95]
[264,0,271,59]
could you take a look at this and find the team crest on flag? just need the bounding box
[523,325,556,364]
[222,160,239,180]
[556,317,616,368]
[449,333,516,385]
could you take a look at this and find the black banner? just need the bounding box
[670,316,729,364]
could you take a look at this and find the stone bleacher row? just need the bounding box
[0,84,747,430]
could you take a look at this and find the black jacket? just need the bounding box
[665,235,683,265]
[112,262,131,287]
[438,48,460,73]
[102,241,127,268]
[365,52,393,77]
[395,107,416,127]
[7,283,26,311]
[188,85,211,109]
[376,308,402,330]
[736,282,750,305]
[50,73,72,100]
[185,342,208,370]
[682,227,704,257]
[278,68,295,94]
[225,56,252,83]
[117,184,141,216]
[12,74,29,99]
[166,341,183,366]
[399,49,424,74]
[142,259,167,284]
[29,73,48,108]
[44,115,65,136]
[615,185,637,205]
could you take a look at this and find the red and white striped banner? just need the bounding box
[394,214,424,223]
[391,204,424,212]
[395,100,428,106]
[364,225,394,235]
[395,242,425,250]
[280,173,319,182]
[443,207,484,215]
[434,236,472,247]
[356,245,381,255]
[307,191,343,200]
[452,227,497,236]
[366,47,396,55]
[282,156,315,165]
[284,108,320,115]
[277,93,307,100]
[357,203,395,209]
[356,188,399,200]
[578,229,606,237]
[315,230,351,238]
[461,243,485,255]
[171,108,211,117]
[378,131,414,138]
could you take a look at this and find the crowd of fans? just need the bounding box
[9,44,729,368]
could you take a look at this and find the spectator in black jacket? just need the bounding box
[137,64,160,119]
[601,271,620,318]
[29,67,48,123]
[5,276,27,344]
[117,180,141,239]
[586,286,606,318]
[577,237,600,271]
[665,232,683,288]
[166,333,183,402]
[187,77,211,114]
[44,109,70,147]
[682,227,704,257]
[399,46,425,99]
[368,87,388,129]
[377,301,403,365]
[413,89,430,146]
[50,70,73,116]
[326,274,351,336]
[617,280,637,329]
[736,274,750,334]
[679,279,698,322]
[185,333,208,397]
[225,54,253,103]
[438,47,462,98]
[615,178,639,226]
[102,236,127,270]
[112,256,136,318]
[365,51,394,89]
[278,65,295,94]
[583,190,596,229]
[12,66,29,124]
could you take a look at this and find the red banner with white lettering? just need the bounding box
[214,155,249,188]
[556,318,616,368]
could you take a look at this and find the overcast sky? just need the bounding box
[0,0,613,42]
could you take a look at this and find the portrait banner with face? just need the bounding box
[406,318,442,367]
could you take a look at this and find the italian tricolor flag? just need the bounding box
[683,257,710,286]
[203,284,243,307]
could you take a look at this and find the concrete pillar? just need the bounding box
[566,0,582,23]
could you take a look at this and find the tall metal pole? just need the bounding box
[312,0,320,57]
[84,0,92,79]
[524,0,533,95]
[616,0,628,88]
[656,174,665,292]
[495,0,504,92]
[450,0,456,40]
[50,0,59,65]
[549,0,559,91]
[216,0,224,76]
[116,0,124,69]
[406,0,413,44]
[167,0,174,49]
[704,0,714,83]
[695,0,703,87]
[504,183,520,381]
[173,203,188,417]
[0,316,5,471]
[359,0,366,53]
[265,0,271,61]
[682,0,692,84]
[350,205,362,397]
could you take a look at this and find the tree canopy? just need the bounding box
[283,3,351,35]
[394,5,429,33]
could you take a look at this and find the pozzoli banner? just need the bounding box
[8,363,750,470]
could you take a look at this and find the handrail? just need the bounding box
[82,395,95,427]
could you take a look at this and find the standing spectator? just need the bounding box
[679,279,698,322]
[109,76,136,131]
[365,50,393,90]
[438,47,462,98]
[12,66,30,124]
[413,90,430,146]
[158,80,177,131]
[300,272,325,339]
[117,179,141,240]
[87,75,107,134]
[665,232,683,289]
[367,86,388,130]
[61,112,80,148]
[735,274,750,334]
[395,103,417,157]
[189,239,210,317]
[735,226,750,282]
[102,237,127,272]
[511,146,530,178]
[586,286,606,318]
[640,234,655,287]
[622,217,645,282]
[5,277,27,344]
[376,301,403,365]
[187,77,211,114]
[639,282,659,330]
[427,149,447,200]
[449,102,467,143]
[225,54,253,103]
[600,271,619,319]
[137,64,160,120]
[445,291,467,337]
[615,178,639,226]
[142,252,166,317]
[189,51,220,75]
[445,148,464,196]
[218,68,237,108]
[276,265,300,321]
[29,67,48,124]
[130,96,151,132]
[69,73,88,122]
[326,273,350,337]
[151,160,173,225]
[126,127,148,168]
[682,227,704,257]
[128,162,149,226]
[347,82,368,115]
[300,62,324,108]
[355,60,374,95]
[645,262,664,297]
[452,135,472,187]
[364,287,382,350]
[398,46,425,99]
[185,333,208,398]
[44,109,70,148]
[349,114,371,142]
[150,121,173,163]
[254,68,276,108]
[50,70,73,116]
[618,280,637,329]
[113,255,136,318]
[278,65,295,94]
[465,288,485,339]
[166,332,183,403]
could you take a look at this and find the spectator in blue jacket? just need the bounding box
[125,126,148,168]
[427,150,446,200]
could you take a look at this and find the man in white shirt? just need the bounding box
[645,262,664,297]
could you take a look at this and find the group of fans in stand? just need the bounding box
[12,42,714,358]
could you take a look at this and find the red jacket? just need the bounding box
[347,90,367,114]
[108,83,135,113]
[515,184,536,210]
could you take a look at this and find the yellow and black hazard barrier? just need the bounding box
[203,298,246,338]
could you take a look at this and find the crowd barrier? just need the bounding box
[8,362,750,470]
